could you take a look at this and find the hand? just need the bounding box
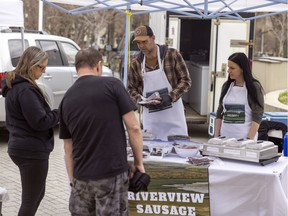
[159,94,172,107]
[141,95,171,109]
[129,164,145,179]
[140,99,161,109]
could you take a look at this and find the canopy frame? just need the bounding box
[40,0,288,86]
[41,0,288,20]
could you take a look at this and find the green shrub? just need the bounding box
[278,90,288,105]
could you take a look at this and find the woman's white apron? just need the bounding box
[220,82,257,141]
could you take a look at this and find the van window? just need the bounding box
[8,39,29,67]
[36,40,63,66]
[61,42,79,66]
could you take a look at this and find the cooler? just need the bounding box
[264,112,288,126]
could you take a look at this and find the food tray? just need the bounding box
[201,143,279,165]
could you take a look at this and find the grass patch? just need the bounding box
[278,90,288,105]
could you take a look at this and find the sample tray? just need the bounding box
[201,143,279,165]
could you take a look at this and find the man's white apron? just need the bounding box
[220,82,258,141]
[142,46,188,140]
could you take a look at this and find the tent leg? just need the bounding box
[123,6,131,88]
[21,27,25,52]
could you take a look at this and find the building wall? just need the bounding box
[253,59,288,111]
[253,60,288,93]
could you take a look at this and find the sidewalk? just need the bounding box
[0,129,70,216]
[265,90,288,112]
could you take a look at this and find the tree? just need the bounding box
[22,0,148,49]
[42,4,113,47]
[254,13,288,57]
[23,0,39,30]
[269,13,288,57]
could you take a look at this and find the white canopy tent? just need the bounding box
[41,0,288,20]
[40,0,288,86]
[0,0,24,28]
[0,0,25,51]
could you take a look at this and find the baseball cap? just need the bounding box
[133,25,154,42]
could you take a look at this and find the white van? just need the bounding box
[0,29,112,127]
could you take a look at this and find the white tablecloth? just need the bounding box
[209,156,288,216]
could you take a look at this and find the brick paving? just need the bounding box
[0,128,70,216]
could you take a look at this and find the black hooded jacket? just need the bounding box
[2,75,59,159]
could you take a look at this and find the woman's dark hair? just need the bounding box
[219,52,264,108]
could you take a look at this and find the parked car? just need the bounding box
[108,31,140,80]
[0,29,112,127]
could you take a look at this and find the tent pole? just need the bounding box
[123,6,131,88]
[38,0,43,31]
[21,27,25,52]
[212,18,220,112]
[20,0,25,52]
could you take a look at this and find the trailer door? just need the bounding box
[209,19,251,113]
[149,11,166,45]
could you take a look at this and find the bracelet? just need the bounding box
[70,182,73,187]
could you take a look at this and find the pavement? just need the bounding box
[265,90,288,112]
[0,123,210,216]
[0,128,70,216]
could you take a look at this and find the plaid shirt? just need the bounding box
[128,45,191,103]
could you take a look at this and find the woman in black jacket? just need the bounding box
[2,46,59,216]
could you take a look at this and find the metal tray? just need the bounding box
[200,143,280,166]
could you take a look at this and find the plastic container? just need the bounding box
[173,140,201,158]
[264,112,288,126]
[283,132,288,157]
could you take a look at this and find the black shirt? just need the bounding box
[59,76,136,180]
